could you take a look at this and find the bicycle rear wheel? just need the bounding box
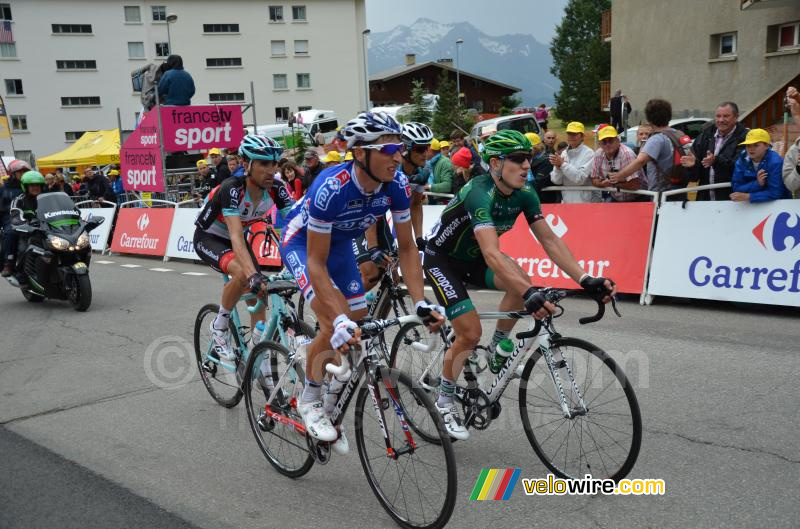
[243,340,314,478]
[194,303,243,408]
[355,367,456,529]
[518,337,642,482]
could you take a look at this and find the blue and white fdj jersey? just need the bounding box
[282,161,411,247]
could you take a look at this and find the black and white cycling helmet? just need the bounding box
[342,112,402,148]
[401,122,434,148]
[238,134,283,162]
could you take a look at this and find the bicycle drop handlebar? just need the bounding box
[515,288,621,340]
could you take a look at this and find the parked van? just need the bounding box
[294,109,339,145]
[248,123,313,149]
[470,113,541,140]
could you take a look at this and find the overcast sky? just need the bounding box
[365,0,569,44]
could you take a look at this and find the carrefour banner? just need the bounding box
[648,200,800,306]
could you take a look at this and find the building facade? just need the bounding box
[0,0,367,162]
[608,0,799,123]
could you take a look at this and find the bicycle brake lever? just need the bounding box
[611,296,622,317]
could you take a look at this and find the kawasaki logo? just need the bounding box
[44,210,78,219]
[752,212,800,252]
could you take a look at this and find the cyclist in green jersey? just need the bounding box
[423,129,617,440]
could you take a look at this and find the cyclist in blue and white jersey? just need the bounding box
[281,112,445,448]
[194,135,293,362]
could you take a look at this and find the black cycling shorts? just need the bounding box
[352,217,397,265]
[422,248,496,320]
[193,229,259,274]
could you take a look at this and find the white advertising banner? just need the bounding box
[422,205,446,240]
[80,208,115,252]
[648,200,800,306]
[165,208,201,261]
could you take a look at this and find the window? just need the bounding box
[128,42,145,59]
[155,42,170,57]
[203,23,239,33]
[61,96,101,107]
[296,73,310,89]
[56,60,97,70]
[275,107,290,122]
[4,78,22,95]
[269,6,283,22]
[10,115,26,131]
[779,22,799,49]
[294,39,308,55]
[719,33,736,56]
[52,24,92,34]
[209,92,244,102]
[271,40,286,56]
[292,6,306,21]
[124,6,141,23]
[152,6,166,21]
[65,131,86,142]
[273,74,288,89]
[0,3,12,20]
[0,43,15,58]
[206,57,242,67]
[298,105,311,112]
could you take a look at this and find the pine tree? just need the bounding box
[405,79,432,124]
[499,95,523,116]
[431,69,462,138]
[550,0,611,123]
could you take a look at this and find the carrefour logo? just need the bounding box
[137,213,150,231]
[752,212,800,252]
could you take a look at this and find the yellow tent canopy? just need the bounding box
[38,129,120,169]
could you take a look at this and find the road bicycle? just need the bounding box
[390,289,642,482]
[241,309,457,529]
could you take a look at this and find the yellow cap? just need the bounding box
[196,159,209,168]
[107,169,120,176]
[597,126,619,142]
[439,140,450,148]
[524,132,542,146]
[739,128,771,146]
[430,138,441,151]
[322,151,341,163]
[565,121,585,134]
[344,151,353,161]
[208,148,222,155]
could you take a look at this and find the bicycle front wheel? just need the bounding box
[194,303,243,408]
[355,367,456,529]
[518,337,642,482]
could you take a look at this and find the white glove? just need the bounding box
[331,314,358,350]
[415,300,446,323]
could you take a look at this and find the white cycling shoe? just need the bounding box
[209,323,237,362]
[332,425,349,455]
[299,400,338,442]
[436,401,470,440]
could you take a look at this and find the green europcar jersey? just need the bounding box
[426,173,544,261]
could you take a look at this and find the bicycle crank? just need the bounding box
[462,388,493,430]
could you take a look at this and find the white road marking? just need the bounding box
[120,264,141,268]
[95,260,115,264]
[149,268,174,272]
[181,272,208,276]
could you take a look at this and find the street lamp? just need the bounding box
[166,13,178,54]
[455,38,464,106]
[362,29,371,112]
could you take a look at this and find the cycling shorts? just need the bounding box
[281,238,366,312]
[193,229,259,274]
[421,248,496,320]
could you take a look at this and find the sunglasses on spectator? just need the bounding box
[360,143,405,156]
[500,153,532,164]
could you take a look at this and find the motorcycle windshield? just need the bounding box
[37,192,81,230]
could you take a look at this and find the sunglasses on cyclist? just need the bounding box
[410,144,429,154]
[359,143,406,156]
[500,152,533,164]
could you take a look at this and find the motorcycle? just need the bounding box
[9,192,104,311]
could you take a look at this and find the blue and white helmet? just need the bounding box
[238,134,283,161]
[342,112,402,148]
[401,122,434,148]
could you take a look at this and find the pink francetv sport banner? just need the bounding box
[120,111,164,192]
[160,105,244,152]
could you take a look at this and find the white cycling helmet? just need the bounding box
[342,112,402,149]
[401,122,434,148]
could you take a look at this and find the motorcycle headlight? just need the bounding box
[76,233,90,249]
[48,236,70,251]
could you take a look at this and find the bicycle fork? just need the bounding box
[541,342,587,419]
[367,372,417,459]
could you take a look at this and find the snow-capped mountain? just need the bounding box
[368,18,559,106]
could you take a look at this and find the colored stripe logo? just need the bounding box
[470,469,521,500]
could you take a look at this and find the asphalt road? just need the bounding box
[0,254,798,529]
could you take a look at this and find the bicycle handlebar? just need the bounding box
[245,269,296,314]
[514,288,621,339]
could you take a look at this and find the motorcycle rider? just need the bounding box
[1,159,29,276]
[7,171,46,287]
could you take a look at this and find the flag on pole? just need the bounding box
[0,21,13,43]
[0,95,12,139]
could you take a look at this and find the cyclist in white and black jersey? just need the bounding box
[194,135,293,362]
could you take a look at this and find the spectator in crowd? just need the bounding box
[156,55,195,106]
[730,129,789,203]
[45,172,74,196]
[280,160,304,200]
[108,169,124,201]
[550,121,598,203]
[783,86,800,195]
[681,102,748,200]
[535,104,549,132]
[439,140,451,158]
[301,149,323,190]
[0,159,28,277]
[70,175,83,195]
[634,123,653,155]
[84,166,116,205]
[450,130,484,175]
[556,141,568,156]
[227,154,244,177]
[313,129,325,147]
[55,168,67,186]
[543,131,558,155]
[450,146,472,194]
[424,139,455,204]
[195,159,215,198]
[209,147,230,183]
[591,126,643,202]
[609,90,632,132]
[321,150,341,168]
[526,132,560,204]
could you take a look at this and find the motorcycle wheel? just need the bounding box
[68,275,92,311]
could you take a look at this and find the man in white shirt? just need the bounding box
[549,121,598,203]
